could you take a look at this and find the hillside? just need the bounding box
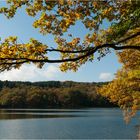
[0,80,116,108]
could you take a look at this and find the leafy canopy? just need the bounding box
[0,0,139,72]
[98,48,140,122]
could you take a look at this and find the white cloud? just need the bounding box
[99,72,113,81]
[0,64,61,81]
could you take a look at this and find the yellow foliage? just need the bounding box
[98,49,140,122]
[0,0,139,72]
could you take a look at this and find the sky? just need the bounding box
[0,3,121,82]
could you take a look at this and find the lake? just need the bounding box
[0,108,139,139]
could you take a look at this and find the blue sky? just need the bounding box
[0,4,121,82]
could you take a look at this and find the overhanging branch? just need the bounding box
[44,31,140,54]
[0,32,140,67]
[0,44,139,65]
[116,32,140,44]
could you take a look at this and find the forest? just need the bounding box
[0,0,139,119]
[0,80,116,108]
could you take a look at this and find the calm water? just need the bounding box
[0,108,139,139]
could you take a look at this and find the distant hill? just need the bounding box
[0,80,108,88]
[0,80,116,108]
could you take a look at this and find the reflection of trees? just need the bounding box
[136,125,140,139]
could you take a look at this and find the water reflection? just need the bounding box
[0,108,122,120]
[0,109,88,119]
[0,108,139,139]
[136,125,140,139]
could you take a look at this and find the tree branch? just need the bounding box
[45,32,140,54]
[45,48,92,53]
[0,32,139,67]
[0,44,139,66]
[116,31,140,44]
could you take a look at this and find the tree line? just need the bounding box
[0,80,116,108]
